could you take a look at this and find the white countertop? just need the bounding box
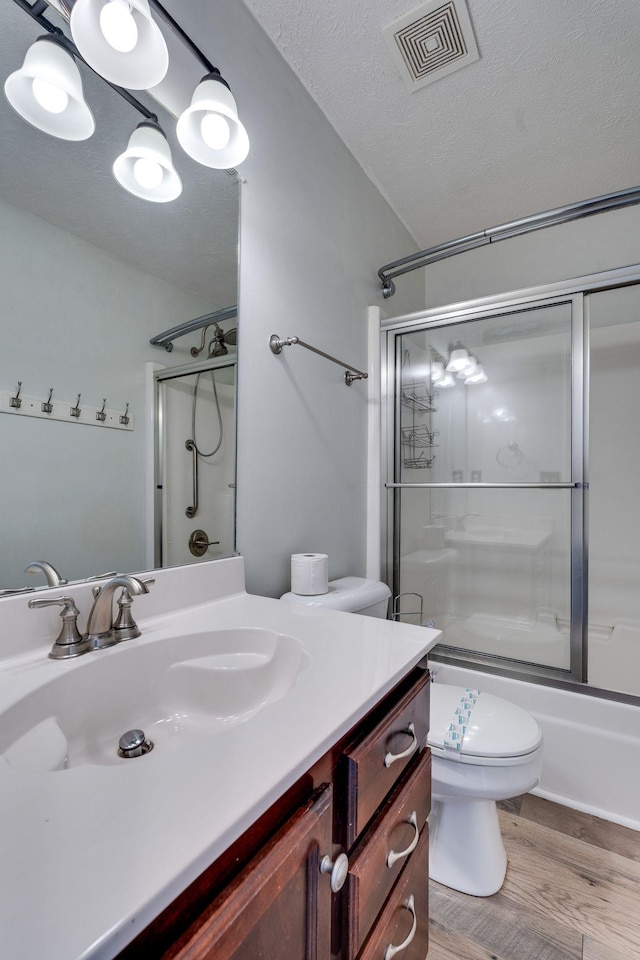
[0,559,439,960]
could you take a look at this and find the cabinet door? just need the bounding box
[166,785,334,960]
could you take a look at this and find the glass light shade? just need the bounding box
[446,345,470,372]
[4,36,95,141]
[435,372,456,388]
[113,121,182,202]
[430,360,445,382]
[465,364,488,384]
[457,355,478,378]
[177,74,250,169]
[99,0,139,53]
[70,0,168,89]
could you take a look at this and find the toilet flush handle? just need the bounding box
[384,722,418,768]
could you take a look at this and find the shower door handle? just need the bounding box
[185,439,198,518]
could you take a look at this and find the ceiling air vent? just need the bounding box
[383,0,480,92]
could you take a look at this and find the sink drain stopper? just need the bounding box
[118,729,154,759]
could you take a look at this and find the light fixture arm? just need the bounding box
[148,0,217,75]
[9,0,159,123]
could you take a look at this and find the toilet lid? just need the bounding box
[428,684,542,759]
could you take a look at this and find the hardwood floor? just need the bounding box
[428,795,640,960]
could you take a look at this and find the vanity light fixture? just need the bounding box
[69,0,169,89]
[430,358,445,382]
[435,371,456,388]
[445,343,470,373]
[457,354,478,379]
[113,119,182,202]
[4,35,95,140]
[6,0,251,203]
[176,70,250,169]
[464,362,488,384]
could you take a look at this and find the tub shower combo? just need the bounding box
[384,269,640,702]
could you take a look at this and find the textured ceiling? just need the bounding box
[240,0,640,253]
[0,1,239,306]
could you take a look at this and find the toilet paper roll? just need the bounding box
[291,553,329,596]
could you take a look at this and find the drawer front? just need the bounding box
[341,671,430,849]
[344,749,431,958]
[357,824,429,960]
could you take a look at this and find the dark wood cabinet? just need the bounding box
[117,666,431,960]
[162,785,333,960]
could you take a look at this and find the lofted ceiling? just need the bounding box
[240,0,640,254]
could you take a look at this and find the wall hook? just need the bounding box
[96,398,107,422]
[119,403,130,426]
[70,394,81,419]
[10,381,22,409]
[41,388,54,415]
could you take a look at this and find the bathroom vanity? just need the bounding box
[0,558,439,960]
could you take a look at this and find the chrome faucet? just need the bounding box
[85,576,150,650]
[24,560,68,587]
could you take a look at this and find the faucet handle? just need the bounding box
[113,578,154,641]
[28,595,91,660]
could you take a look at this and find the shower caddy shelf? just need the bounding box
[400,380,437,469]
[400,381,437,412]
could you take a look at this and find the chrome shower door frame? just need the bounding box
[382,285,588,684]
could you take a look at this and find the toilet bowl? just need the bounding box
[280,576,543,896]
[428,683,542,896]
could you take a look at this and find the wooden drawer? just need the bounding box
[340,670,430,849]
[356,823,429,960]
[344,749,431,958]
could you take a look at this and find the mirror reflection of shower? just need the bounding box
[154,340,237,568]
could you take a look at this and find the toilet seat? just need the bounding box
[428,684,542,766]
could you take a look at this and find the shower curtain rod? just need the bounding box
[377,184,640,298]
[150,305,237,352]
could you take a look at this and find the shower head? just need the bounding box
[209,324,228,357]
[192,322,237,358]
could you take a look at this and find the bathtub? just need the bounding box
[588,620,640,697]
[432,662,640,831]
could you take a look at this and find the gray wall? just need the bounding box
[192,1,424,597]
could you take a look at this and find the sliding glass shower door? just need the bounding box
[387,296,583,677]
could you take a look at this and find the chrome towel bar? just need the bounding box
[269,334,368,386]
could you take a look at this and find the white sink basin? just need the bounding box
[0,628,309,773]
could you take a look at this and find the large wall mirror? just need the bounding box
[0,1,240,592]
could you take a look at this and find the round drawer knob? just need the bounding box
[320,852,349,892]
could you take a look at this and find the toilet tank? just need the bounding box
[280,576,391,618]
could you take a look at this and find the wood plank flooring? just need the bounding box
[428,795,640,960]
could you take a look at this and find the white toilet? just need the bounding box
[281,576,543,897]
